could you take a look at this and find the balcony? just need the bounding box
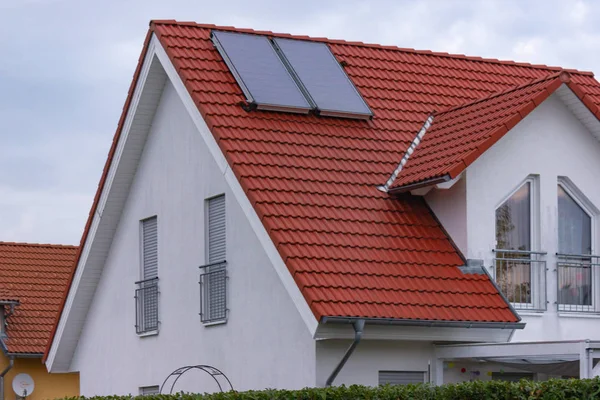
[199,261,228,324]
[493,249,547,312]
[557,253,599,313]
[135,277,159,334]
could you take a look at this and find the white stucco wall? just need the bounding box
[316,340,435,387]
[425,92,600,342]
[70,80,315,395]
[425,176,467,255]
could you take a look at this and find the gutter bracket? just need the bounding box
[325,319,365,387]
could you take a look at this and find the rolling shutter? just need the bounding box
[378,371,426,385]
[207,196,226,263]
[140,386,160,395]
[142,217,158,279]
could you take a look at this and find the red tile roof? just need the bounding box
[389,72,600,189]
[150,21,545,324]
[0,242,77,354]
[50,21,600,352]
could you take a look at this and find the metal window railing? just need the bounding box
[493,249,547,311]
[556,253,600,313]
[135,277,159,334]
[199,261,228,324]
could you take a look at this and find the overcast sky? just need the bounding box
[1,0,600,245]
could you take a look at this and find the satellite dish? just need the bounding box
[12,373,35,397]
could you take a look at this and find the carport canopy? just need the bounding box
[434,340,600,385]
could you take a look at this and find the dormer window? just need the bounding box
[493,177,546,311]
[556,181,596,311]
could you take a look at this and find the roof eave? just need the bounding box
[321,316,525,330]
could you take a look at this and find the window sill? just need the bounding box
[137,330,159,337]
[558,312,600,319]
[202,319,227,327]
[516,311,546,317]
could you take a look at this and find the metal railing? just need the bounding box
[135,277,159,334]
[556,253,599,313]
[199,261,228,324]
[493,249,547,311]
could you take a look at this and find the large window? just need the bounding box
[557,184,593,309]
[495,181,534,305]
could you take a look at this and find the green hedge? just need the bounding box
[75,378,600,400]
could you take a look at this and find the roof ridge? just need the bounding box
[436,71,569,116]
[0,241,78,249]
[150,20,594,76]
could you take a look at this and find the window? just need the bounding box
[200,195,228,324]
[139,385,160,395]
[491,372,533,382]
[378,371,426,385]
[136,216,159,334]
[557,183,594,310]
[495,180,535,305]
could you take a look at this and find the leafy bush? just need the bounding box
[71,378,600,400]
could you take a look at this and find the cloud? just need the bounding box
[2,0,600,244]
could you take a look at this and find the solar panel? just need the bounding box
[273,38,372,120]
[211,31,311,113]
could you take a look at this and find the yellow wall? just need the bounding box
[0,353,79,400]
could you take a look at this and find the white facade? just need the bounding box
[70,80,315,394]
[425,90,600,343]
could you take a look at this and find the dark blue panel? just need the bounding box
[212,31,311,113]
[273,38,372,119]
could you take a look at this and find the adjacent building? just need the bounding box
[0,242,79,399]
[45,20,600,394]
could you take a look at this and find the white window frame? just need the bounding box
[557,177,598,312]
[494,175,542,310]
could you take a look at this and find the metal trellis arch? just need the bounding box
[159,365,234,394]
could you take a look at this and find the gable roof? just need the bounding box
[387,71,600,190]
[49,21,600,363]
[152,21,527,324]
[0,242,77,355]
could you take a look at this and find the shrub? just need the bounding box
[70,378,600,400]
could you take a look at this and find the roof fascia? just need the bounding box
[45,32,161,371]
[151,36,319,337]
[321,316,525,330]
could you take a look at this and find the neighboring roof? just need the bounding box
[388,71,600,190]
[50,21,600,358]
[0,242,77,354]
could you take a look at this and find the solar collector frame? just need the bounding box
[211,30,373,120]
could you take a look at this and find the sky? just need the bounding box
[1,0,600,245]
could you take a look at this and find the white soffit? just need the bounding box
[556,84,600,140]
[47,40,168,372]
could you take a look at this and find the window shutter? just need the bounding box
[142,217,158,279]
[378,371,425,385]
[140,386,160,395]
[208,196,226,263]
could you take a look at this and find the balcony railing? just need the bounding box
[557,253,600,313]
[135,277,159,334]
[199,261,228,324]
[493,249,547,311]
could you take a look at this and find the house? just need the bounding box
[0,242,79,399]
[44,20,600,394]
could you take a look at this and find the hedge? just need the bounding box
[74,378,600,400]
